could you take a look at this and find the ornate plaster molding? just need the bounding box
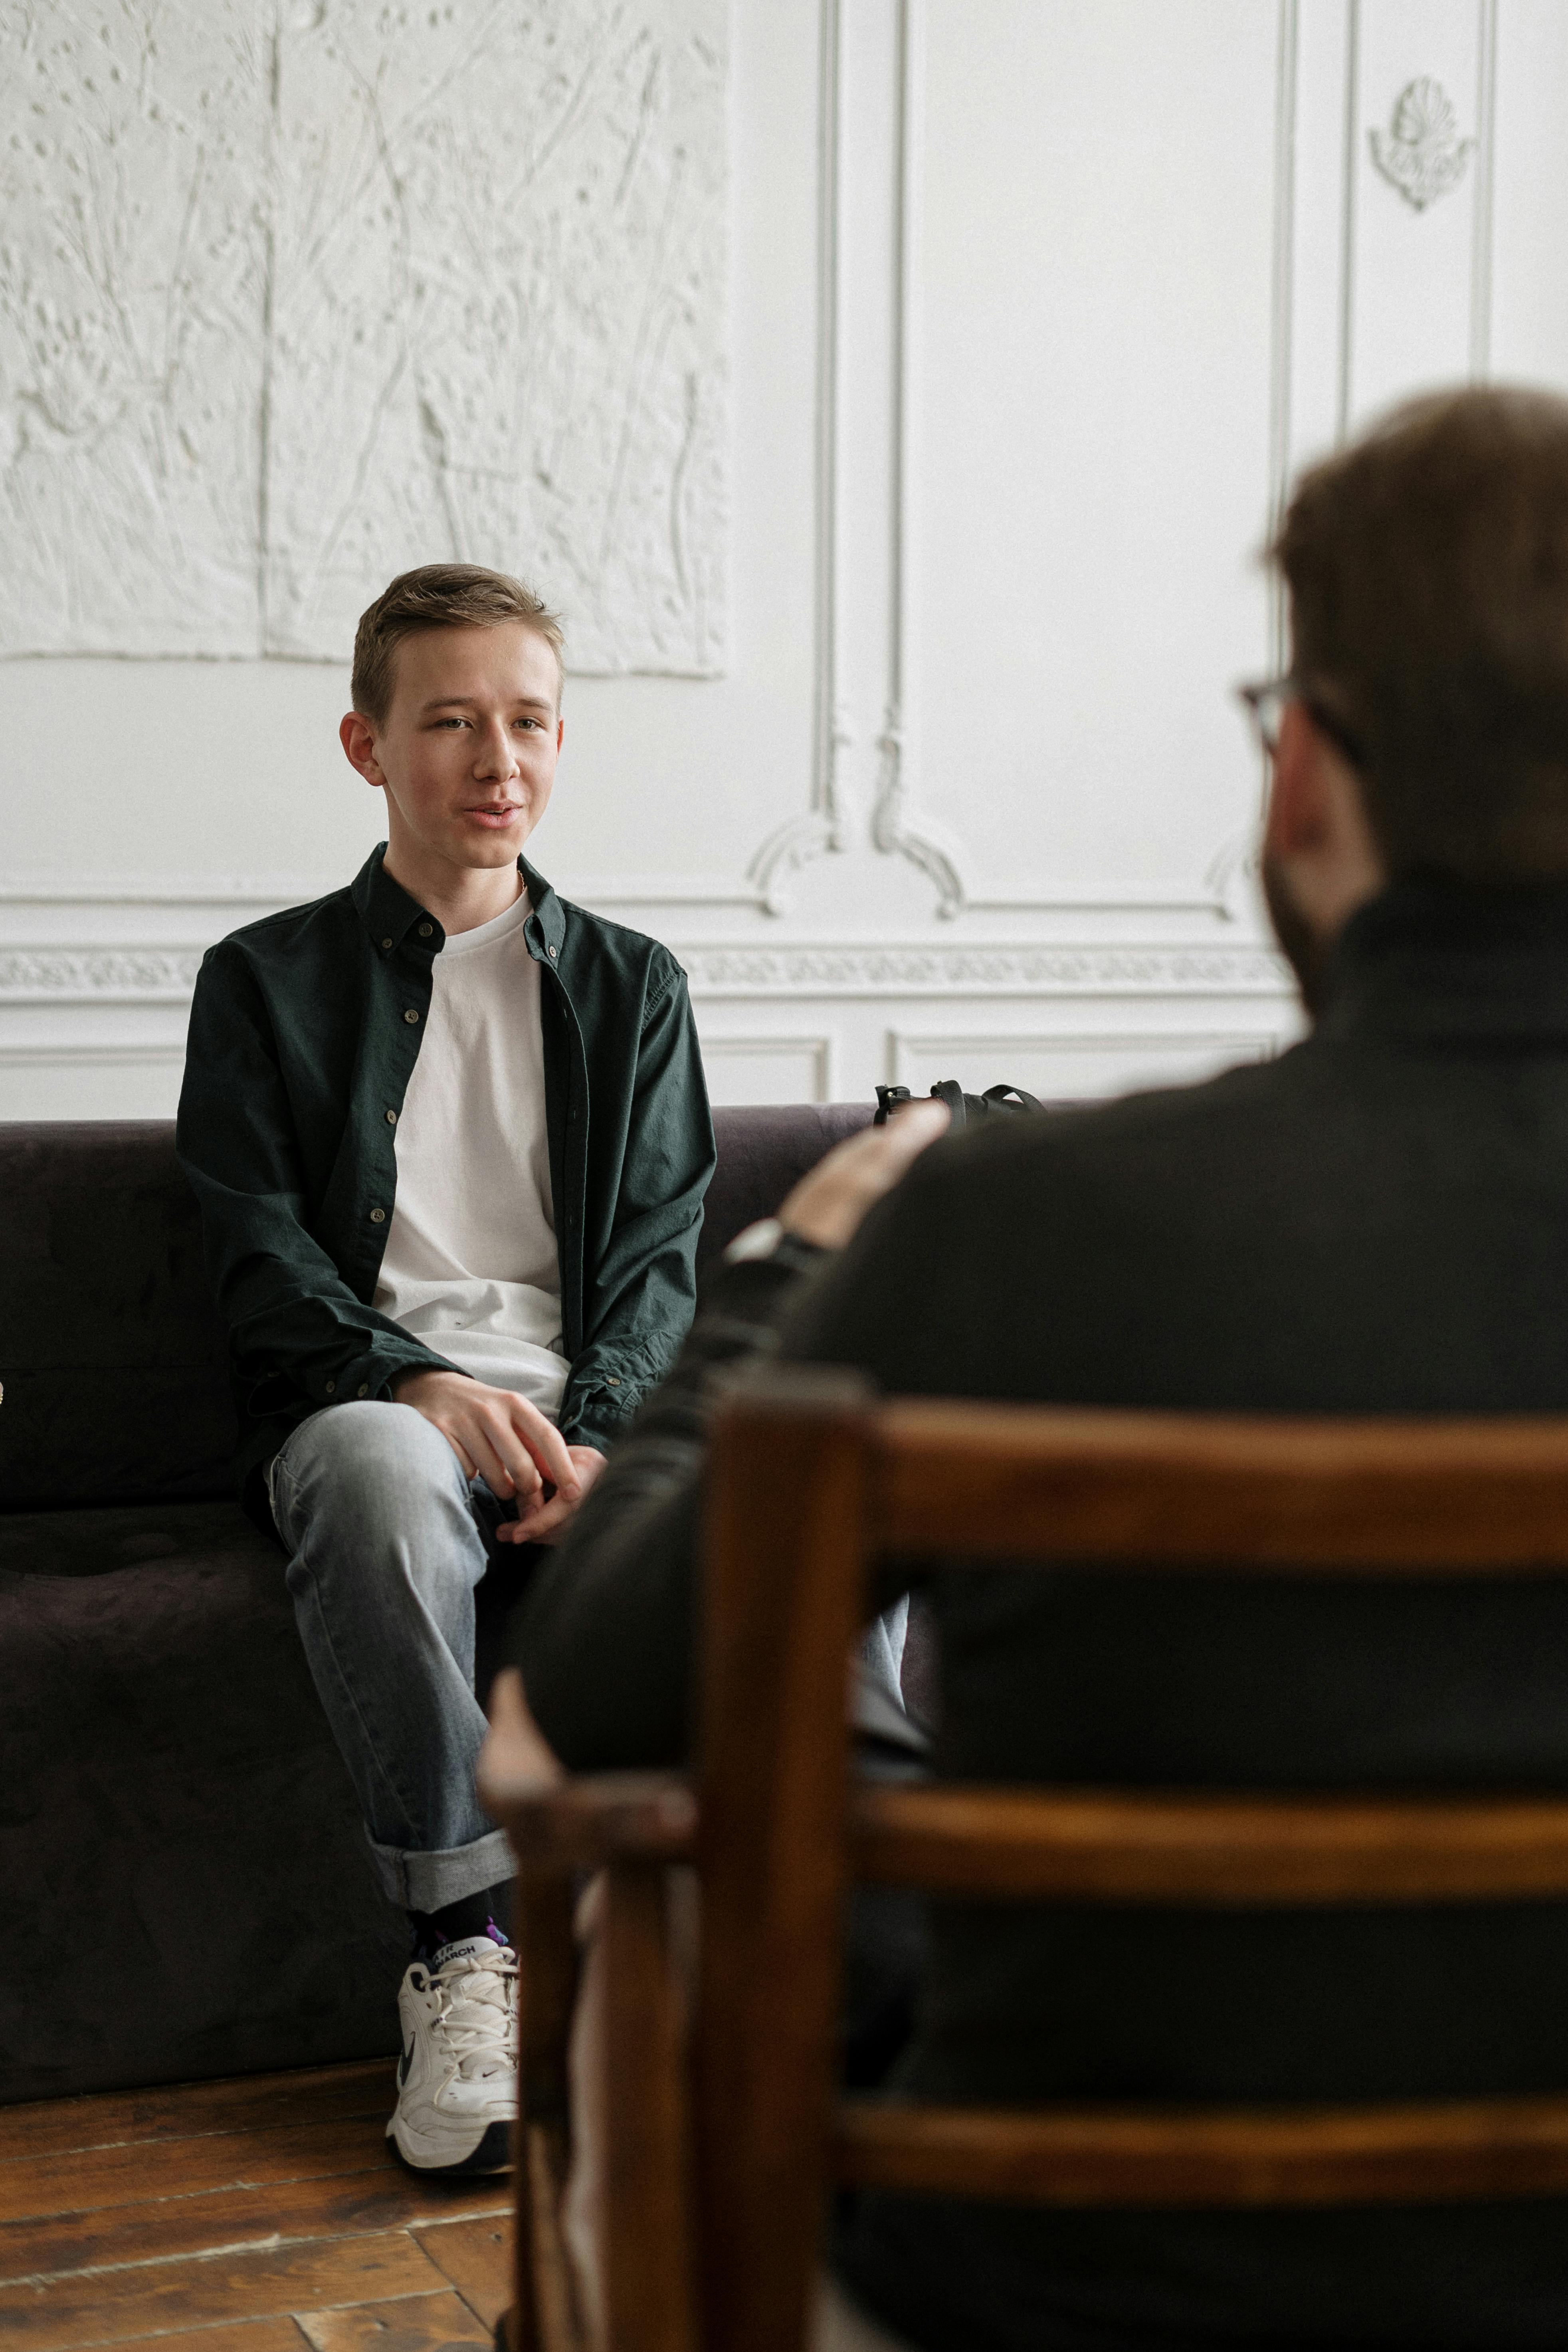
[1369,78,1475,212]
[0,939,1295,1004]
[0,948,204,999]
[870,712,965,919]
[681,943,1292,997]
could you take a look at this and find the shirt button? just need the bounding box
[370,1206,386,1224]
[325,1380,336,1396]
[381,937,393,950]
[418,922,433,938]
[385,1109,397,1125]
[404,1008,420,1024]
[548,945,557,959]
[606,1376,621,1387]
[356,1384,369,1399]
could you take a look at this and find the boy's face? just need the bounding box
[341,622,564,880]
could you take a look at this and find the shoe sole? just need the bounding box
[386,2115,513,2176]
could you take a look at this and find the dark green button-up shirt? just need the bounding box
[176,847,715,1521]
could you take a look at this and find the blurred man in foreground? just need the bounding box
[494,389,1568,2347]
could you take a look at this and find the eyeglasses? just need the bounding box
[1237,675,1367,772]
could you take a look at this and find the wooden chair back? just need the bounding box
[485,1373,1568,2352]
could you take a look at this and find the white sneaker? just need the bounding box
[387,1932,519,2174]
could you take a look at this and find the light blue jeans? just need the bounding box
[269,1400,518,1912]
[269,1398,914,1916]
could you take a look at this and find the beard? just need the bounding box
[1261,850,1329,1020]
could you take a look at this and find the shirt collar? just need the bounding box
[1317,875,1568,1045]
[521,857,565,959]
[350,845,565,960]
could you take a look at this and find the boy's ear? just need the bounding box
[340,710,385,788]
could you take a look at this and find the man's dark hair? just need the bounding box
[351,563,564,726]
[1274,386,1568,886]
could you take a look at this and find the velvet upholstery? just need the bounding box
[696,1102,871,1281]
[0,1105,866,2104]
[0,1123,233,1510]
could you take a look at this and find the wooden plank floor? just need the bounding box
[0,2061,512,2351]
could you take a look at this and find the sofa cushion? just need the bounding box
[0,1123,234,1511]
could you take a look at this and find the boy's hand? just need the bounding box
[391,1368,580,1514]
[777,1096,950,1250]
[497,1443,607,1546]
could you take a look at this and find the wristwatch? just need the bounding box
[722,1217,827,1273]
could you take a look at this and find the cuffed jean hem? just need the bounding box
[366,1823,517,1911]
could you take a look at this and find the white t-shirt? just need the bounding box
[373,891,570,1418]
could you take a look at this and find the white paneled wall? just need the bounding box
[3,2,1560,1121]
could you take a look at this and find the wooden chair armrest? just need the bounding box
[481,1768,699,1872]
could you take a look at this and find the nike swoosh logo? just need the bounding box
[397,2031,416,2089]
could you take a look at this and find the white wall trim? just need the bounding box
[683,942,1291,997]
[863,0,1266,925]
[0,875,1258,924]
[0,873,769,912]
[0,1040,187,1067]
[1336,0,1361,443]
[744,0,847,915]
[701,1032,836,1100]
[1469,0,1499,379]
[1267,0,1300,676]
[0,939,1293,1004]
[739,0,1256,929]
[889,1026,1278,1078]
[867,0,966,920]
[0,950,207,1001]
[0,877,318,907]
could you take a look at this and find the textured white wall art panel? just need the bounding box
[0,1,266,655]
[0,0,727,673]
[264,0,727,672]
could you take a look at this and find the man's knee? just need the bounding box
[273,1398,471,1556]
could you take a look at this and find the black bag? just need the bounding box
[874,1079,1041,1127]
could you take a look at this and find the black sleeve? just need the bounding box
[511,1251,822,1768]
[511,1144,965,1770]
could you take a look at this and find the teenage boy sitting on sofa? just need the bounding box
[176,563,716,2176]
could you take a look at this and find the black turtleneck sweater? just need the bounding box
[513,880,1568,2351]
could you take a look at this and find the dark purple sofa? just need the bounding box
[0,1104,870,2105]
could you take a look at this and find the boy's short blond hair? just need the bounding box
[351,564,565,725]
